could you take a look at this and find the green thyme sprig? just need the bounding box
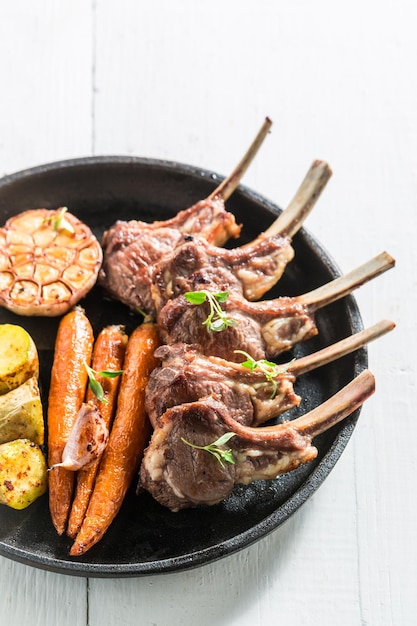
[44,207,75,234]
[181,432,236,468]
[85,363,123,404]
[184,290,238,333]
[234,350,294,399]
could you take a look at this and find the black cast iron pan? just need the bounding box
[0,157,366,577]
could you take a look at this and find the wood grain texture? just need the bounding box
[0,1,416,625]
[0,1,93,176]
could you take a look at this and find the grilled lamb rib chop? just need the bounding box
[100,120,331,315]
[98,118,272,313]
[157,252,395,360]
[150,233,294,310]
[139,370,375,511]
[151,159,332,309]
[145,320,394,428]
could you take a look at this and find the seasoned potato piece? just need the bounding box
[0,324,39,395]
[0,377,44,445]
[0,439,47,509]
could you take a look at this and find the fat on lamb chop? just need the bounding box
[145,320,394,429]
[151,159,332,309]
[139,369,375,511]
[157,251,395,360]
[98,118,272,313]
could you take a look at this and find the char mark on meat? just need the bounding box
[139,370,375,511]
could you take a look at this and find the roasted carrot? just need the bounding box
[70,322,160,556]
[47,307,94,535]
[66,324,128,539]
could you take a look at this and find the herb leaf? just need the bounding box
[98,370,124,378]
[213,291,229,303]
[44,206,75,234]
[181,432,236,468]
[210,432,236,446]
[184,290,238,333]
[85,363,123,404]
[234,350,294,399]
[88,376,106,403]
[184,291,207,305]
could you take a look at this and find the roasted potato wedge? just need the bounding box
[0,377,44,445]
[0,439,47,509]
[0,324,39,395]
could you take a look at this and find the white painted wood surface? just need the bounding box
[0,1,415,624]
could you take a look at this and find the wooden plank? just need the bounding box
[0,1,415,625]
[0,558,87,626]
[0,1,93,177]
[0,2,92,625]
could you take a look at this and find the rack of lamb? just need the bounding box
[95,119,396,514]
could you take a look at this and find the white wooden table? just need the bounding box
[0,2,415,624]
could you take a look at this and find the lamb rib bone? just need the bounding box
[146,319,394,428]
[289,318,395,376]
[146,116,274,243]
[156,251,395,360]
[297,251,395,308]
[105,117,272,247]
[228,368,375,444]
[236,251,396,357]
[150,234,296,310]
[244,158,332,244]
[139,370,375,511]
[207,117,273,203]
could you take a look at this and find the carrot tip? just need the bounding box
[69,543,84,556]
